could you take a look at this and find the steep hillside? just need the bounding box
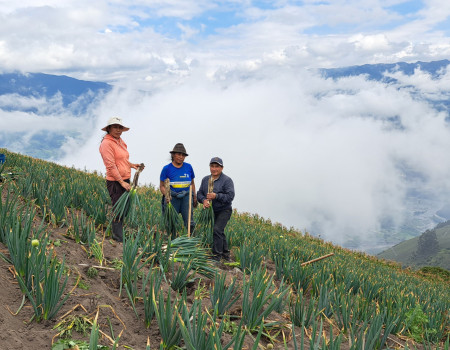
[1,149,449,349]
[378,221,450,271]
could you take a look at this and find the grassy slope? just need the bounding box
[1,148,449,349]
[377,222,450,271]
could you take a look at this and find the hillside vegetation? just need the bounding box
[378,222,450,271]
[0,148,449,350]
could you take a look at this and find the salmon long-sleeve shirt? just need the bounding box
[99,134,131,181]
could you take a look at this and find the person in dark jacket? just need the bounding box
[197,157,235,261]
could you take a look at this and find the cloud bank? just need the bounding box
[54,63,450,249]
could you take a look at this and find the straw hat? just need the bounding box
[101,116,130,131]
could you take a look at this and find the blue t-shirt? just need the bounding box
[160,162,195,193]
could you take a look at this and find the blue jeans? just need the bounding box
[162,190,195,233]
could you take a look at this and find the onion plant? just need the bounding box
[69,209,96,246]
[162,202,184,239]
[289,291,318,329]
[241,267,290,331]
[120,231,152,316]
[0,182,20,243]
[163,236,216,279]
[16,254,71,322]
[209,271,239,317]
[170,260,195,292]
[161,178,184,239]
[194,176,215,244]
[143,266,162,327]
[6,204,46,290]
[153,291,183,350]
[177,300,239,350]
[112,164,145,227]
[236,242,264,273]
[195,204,214,245]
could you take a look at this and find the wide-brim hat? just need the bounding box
[101,116,130,131]
[170,143,188,156]
[210,157,223,167]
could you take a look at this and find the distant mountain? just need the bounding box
[319,59,450,81]
[0,72,111,114]
[377,221,450,271]
[0,72,112,159]
[320,59,450,115]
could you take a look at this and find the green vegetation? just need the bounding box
[378,221,450,271]
[1,148,449,349]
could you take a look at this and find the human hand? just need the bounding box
[206,192,216,200]
[165,196,171,204]
[193,197,198,208]
[203,200,210,208]
[121,182,131,191]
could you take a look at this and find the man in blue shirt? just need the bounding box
[160,143,197,236]
[197,157,235,261]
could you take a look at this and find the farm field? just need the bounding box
[0,148,449,350]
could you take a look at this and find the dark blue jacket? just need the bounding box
[197,173,235,212]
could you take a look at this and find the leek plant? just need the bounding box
[177,300,216,350]
[0,183,20,243]
[153,291,183,350]
[165,236,216,279]
[320,324,343,350]
[330,287,356,333]
[46,184,69,226]
[195,175,214,246]
[177,300,239,350]
[143,267,162,327]
[16,254,70,322]
[111,164,145,228]
[89,239,104,266]
[195,176,215,244]
[209,271,239,317]
[161,178,184,239]
[69,209,96,246]
[89,313,100,350]
[120,231,152,316]
[236,242,264,273]
[6,204,47,291]
[195,204,214,245]
[170,260,194,292]
[289,292,318,328]
[241,267,290,331]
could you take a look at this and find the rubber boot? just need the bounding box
[112,221,123,242]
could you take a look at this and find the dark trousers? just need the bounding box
[212,208,232,259]
[106,179,129,242]
[106,179,130,207]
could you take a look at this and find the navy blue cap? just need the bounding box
[210,157,223,166]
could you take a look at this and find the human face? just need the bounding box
[109,124,124,139]
[172,152,186,167]
[210,163,223,178]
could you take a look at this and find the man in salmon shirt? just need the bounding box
[99,116,145,242]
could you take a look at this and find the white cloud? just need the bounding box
[0,1,448,80]
[54,64,450,249]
